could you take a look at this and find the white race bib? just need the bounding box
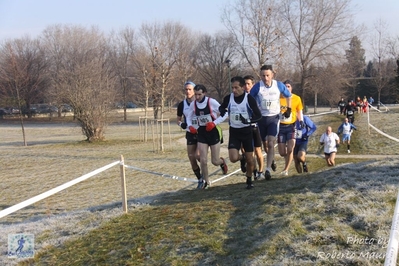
[197,114,213,126]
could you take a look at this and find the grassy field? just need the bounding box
[1,107,399,265]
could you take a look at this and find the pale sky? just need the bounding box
[0,0,398,59]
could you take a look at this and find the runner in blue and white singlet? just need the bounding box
[249,65,292,180]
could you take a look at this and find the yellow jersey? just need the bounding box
[280,93,303,124]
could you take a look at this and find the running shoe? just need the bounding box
[281,170,288,176]
[255,172,264,180]
[240,154,246,173]
[271,160,277,172]
[197,179,204,189]
[265,169,271,180]
[203,182,209,189]
[246,177,254,189]
[220,157,228,174]
[303,162,308,173]
[348,150,350,153]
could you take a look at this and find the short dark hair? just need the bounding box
[243,75,255,82]
[283,79,292,85]
[194,84,207,93]
[230,76,245,87]
[260,65,273,71]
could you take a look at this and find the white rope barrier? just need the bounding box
[211,168,242,184]
[385,189,399,266]
[125,162,243,186]
[124,164,198,183]
[0,161,120,219]
[369,124,399,142]
[369,103,389,113]
[366,104,399,264]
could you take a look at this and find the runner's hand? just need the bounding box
[188,126,197,134]
[283,107,291,118]
[179,122,187,129]
[239,114,250,124]
[206,122,215,131]
[219,106,226,117]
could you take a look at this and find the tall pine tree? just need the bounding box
[345,36,366,78]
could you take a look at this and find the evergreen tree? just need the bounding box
[345,36,366,77]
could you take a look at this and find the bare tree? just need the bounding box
[221,0,288,74]
[281,0,357,103]
[108,27,137,121]
[43,25,117,142]
[138,21,193,151]
[307,64,346,113]
[0,37,49,145]
[194,32,236,101]
[0,37,49,118]
[371,19,394,109]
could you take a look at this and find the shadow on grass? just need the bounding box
[20,158,399,265]
[142,158,399,265]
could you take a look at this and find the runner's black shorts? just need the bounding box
[186,131,198,145]
[251,125,262,148]
[197,126,222,146]
[228,126,254,152]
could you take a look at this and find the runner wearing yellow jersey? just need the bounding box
[278,80,304,176]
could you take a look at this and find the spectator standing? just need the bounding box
[368,96,374,106]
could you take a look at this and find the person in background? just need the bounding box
[250,65,292,180]
[176,81,203,189]
[355,96,363,113]
[277,79,304,176]
[219,76,262,189]
[362,97,368,113]
[293,115,317,173]
[368,96,374,106]
[338,97,346,115]
[185,84,228,189]
[319,126,340,166]
[344,100,356,124]
[337,117,357,153]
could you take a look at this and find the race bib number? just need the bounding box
[295,129,303,139]
[191,116,199,129]
[261,99,277,110]
[347,110,354,115]
[230,112,248,126]
[197,114,213,126]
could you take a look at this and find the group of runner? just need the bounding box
[177,65,360,190]
[317,96,363,167]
